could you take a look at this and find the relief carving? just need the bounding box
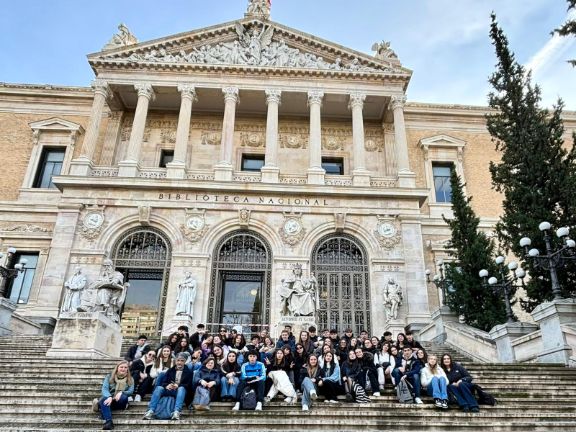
[241,132,265,148]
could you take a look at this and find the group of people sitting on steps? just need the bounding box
[93,324,482,430]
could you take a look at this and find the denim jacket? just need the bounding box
[101,374,135,399]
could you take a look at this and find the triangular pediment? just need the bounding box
[89,19,411,80]
[419,135,466,149]
[29,117,84,133]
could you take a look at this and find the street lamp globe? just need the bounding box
[567,239,576,249]
[539,221,551,232]
[556,227,570,238]
[515,268,526,279]
[528,248,540,257]
[479,269,489,278]
[488,277,498,285]
[519,237,531,248]
[495,256,505,265]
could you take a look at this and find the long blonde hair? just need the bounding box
[109,360,134,386]
[427,354,439,375]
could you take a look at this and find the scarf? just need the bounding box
[114,374,128,393]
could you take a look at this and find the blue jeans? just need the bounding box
[391,369,421,398]
[426,377,448,400]
[301,377,317,407]
[98,394,129,422]
[448,381,478,409]
[221,376,239,399]
[148,386,187,413]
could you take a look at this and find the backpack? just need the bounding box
[192,386,211,410]
[473,383,497,406]
[396,379,414,404]
[240,387,257,410]
[155,395,175,420]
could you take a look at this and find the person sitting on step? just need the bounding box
[143,352,193,420]
[420,354,449,409]
[374,342,396,392]
[92,360,135,430]
[124,335,150,367]
[220,351,242,402]
[130,350,156,402]
[354,347,380,397]
[150,345,174,388]
[232,350,266,411]
[191,357,221,409]
[318,351,343,403]
[299,354,325,411]
[340,350,362,402]
[441,353,479,413]
[259,336,276,362]
[264,348,298,404]
[392,346,425,404]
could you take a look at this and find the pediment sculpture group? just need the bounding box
[59,259,129,324]
[122,24,384,73]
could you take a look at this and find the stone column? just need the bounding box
[214,87,239,181]
[167,84,197,179]
[118,83,155,177]
[391,95,416,187]
[69,80,111,176]
[349,91,370,186]
[261,89,282,183]
[307,90,325,185]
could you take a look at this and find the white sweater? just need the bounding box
[420,364,448,388]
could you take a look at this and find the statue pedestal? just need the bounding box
[0,298,16,336]
[46,311,123,359]
[384,319,407,337]
[489,321,539,363]
[278,316,316,340]
[162,315,195,337]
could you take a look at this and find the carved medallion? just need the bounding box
[180,209,209,243]
[241,132,265,148]
[279,213,306,246]
[239,208,251,227]
[80,206,107,241]
[375,216,401,249]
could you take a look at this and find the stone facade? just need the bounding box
[0,13,575,339]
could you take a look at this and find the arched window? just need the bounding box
[112,227,171,337]
[208,231,272,332]
[312,234,371,335]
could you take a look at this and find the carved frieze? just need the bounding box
[0,224,51,233]
[241,132,265,148]
[365,128,385,152]
[201,131,222,146]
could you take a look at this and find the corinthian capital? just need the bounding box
[222,87,240,104]
[348,91,367,110]
[391,95,407,111]
[91,79,111,99]
[265,89,282,106]
[307,90,324,107]
[134,83,156,101]
[178,84,198,102]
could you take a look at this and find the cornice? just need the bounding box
[0,82,92,96]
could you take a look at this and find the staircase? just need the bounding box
[0,336,575,431]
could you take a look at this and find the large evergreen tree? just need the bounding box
[443,168,508,331]
[487,14,576,310]
[554,0,576,66]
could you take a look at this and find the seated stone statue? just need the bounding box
[278,265,318,317]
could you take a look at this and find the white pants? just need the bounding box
[267,370,297,399]
[378,366,394,386]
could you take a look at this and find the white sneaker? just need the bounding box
[134,394,142,402]
[232,402,240,411]
[255,402,262,411]
[329,399,339,404]
[264,396,271,403]
[324,399,330,403]
[372,392,381,397]
[91,398,99,413]
[310,390,318,400]
[142,409,155,420]
[127,396,134,402]
[302,404,309,411]
[415,397,423,404]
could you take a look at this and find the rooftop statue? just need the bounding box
[103,23,138,51]
[246,0,271,20]
[371,40,398,61]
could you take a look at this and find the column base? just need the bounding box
[307,167,325,185]
[166,161,187,179]
[261,166,280,183]
[489,321,539,363]
[0,298,16,336]
[397,170,416,188]
[352,169,371,187]
[117,160,140,177]
[214,163,233,181]
[68,158,93,176]
[531,298,576,364]
[46,311,122,359]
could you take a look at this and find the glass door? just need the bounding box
[220,272,263,334]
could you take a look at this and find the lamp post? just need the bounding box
[479,256,526,324]
[0,248,26,299]
[519,222,575,301]
[426,259,452,306]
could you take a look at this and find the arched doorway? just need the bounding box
[312,234,371,335]
[208,230,272,333]
[112,227,171,338]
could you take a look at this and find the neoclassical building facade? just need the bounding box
[1,4,574,338]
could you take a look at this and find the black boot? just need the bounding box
[102,420,114,430]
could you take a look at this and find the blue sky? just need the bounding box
[1,0,574,109]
